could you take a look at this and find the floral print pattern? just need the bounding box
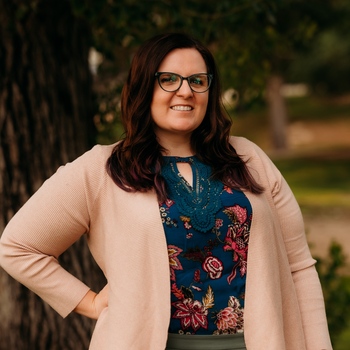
[168,245,183,281]
[214,296,244,335]
[202,256,224,279]
[160,186,252,335]
[223,205,250,284]
[172,298,209,331]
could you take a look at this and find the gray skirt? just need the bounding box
[166,333,246,350]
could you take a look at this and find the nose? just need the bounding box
[176,78,193,97]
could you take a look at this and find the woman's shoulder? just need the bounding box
[228,136,267,161]
[50,143,118,190]
[65,143,117,172]
[79,143,117,163]
[229,136,282,189]
[229,135,254,148]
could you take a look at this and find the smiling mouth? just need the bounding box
[171,105,193,111]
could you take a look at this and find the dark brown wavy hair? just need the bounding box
[106,33,263,201]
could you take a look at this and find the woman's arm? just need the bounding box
[0,146,106,318]
[270,163,332,349]
[74,285,109,319]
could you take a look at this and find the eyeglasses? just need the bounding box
[155,72,213,93]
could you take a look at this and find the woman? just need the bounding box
[0,33,332,350]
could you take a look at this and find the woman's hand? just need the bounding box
[74,284,109,320]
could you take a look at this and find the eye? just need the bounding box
[160,73,179,85]
[189,75,206,86]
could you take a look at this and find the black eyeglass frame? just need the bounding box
[154,72,213,93]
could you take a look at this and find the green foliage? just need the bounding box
[288,0,350,94]
[335,327,350,350]
[69,0,330,100]
[94,81,125,145]
[315,242,350,346]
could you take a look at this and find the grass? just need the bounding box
[336,327,350,350]
[273,156,350,209]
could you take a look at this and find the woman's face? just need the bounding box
[150,48,209,142]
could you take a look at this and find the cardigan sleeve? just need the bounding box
[0,145,107,318]
[250,140,333,349]
[271,170,332,349]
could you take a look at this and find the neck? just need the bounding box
[156,132,194,157]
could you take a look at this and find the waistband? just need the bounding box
[166,333,246,350]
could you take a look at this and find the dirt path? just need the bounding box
[288,119,350,150]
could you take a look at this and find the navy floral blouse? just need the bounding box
[159,156,252,335]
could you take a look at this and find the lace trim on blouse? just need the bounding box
[161,156,224,232]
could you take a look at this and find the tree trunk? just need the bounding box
[0,0,104,348]
[266,74,288,150]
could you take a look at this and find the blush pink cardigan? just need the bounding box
[0,137,332,350]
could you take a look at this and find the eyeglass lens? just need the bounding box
[157,73,211,92]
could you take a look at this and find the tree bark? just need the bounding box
[266,74,288,150]
[0,0,104,348]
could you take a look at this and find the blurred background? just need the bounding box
[1,0,349,349]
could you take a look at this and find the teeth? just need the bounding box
[171,106,192,111]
